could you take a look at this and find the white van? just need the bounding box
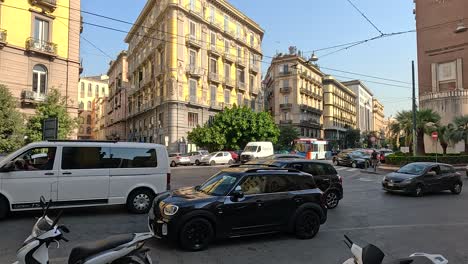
[240,142,274,163]
[0,140,170,219]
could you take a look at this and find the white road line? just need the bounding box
[323,222,468,232]
[335,167,348,171]
[346,168,358,172]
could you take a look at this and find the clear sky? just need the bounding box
[81,0,418,117]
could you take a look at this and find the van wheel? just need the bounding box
[294,210,320,239]
[179,217,214,251]
[0,197,9,220]
[170,161,177,167]
[127,189,154,214]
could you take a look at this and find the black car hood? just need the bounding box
[161,187,217,205]
[386,172,418,180]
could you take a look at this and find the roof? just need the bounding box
[341,80,374,96]
[268,54,324,77]
[80,75,109,83]
[323,75,356,97]
[27,141,166,149]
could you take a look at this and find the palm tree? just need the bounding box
[427,124,455,155]
[450,115,468,153]
[390,110,413,151]
[416,109,441,155]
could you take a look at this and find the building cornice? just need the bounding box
[341,80,374,96]
[323,76,356,97]
[270,55,324,77]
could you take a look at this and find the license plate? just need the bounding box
[387,182,394,187]
[162,223,168,235]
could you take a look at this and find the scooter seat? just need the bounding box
[68,234,135,264]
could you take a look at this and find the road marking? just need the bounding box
[323,222,468,232]
[358,178,374,182]
[346,168,358,172]
[335,167,348,171]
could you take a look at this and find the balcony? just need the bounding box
[208,45,222,57]
[0,29,6,48]
[21,90,46,104]
[224,77,235,88]
[279,70,292,76]
[300,119,321,128]
[185,4,203,19]
[208,72,222,83]
[25,38,57,58]
[224,53,235,63]
[237,81,246,91]
[280,120,293,124]
[250,88,259,96]
[219,102,232,109]
[311,92,322,101]
[300,104,323,115]
[249,63,259,74]
[30,0,57,11]
[236,57,246,68]
[186,65,202,78]
[185,34,202,49]
[280,103,292,110]
[280,87,291,93]
[236,35,246,43]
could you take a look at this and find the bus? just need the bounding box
[293,138,328,160]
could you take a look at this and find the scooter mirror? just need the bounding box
[39,196,46,209]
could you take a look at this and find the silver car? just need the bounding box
[186,150,209,165]
[169,153,191,167]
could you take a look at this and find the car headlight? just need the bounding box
[163,204,179,216]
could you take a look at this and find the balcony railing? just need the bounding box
[250,88,258,96]
[279,70,292,76]
[236,57,246,67]
[280,103,292,109]
[208,72,221,83]
[280,120,293,124]
[185,4,203,18]
[0,29,6,47]
[237,81,246,91]
[300,119,321,128]
[224,53,235,63]
[249,63,259,73]
[21,90,46,104]
[208,45,222,57]
[300,104,323,115]
[185,34,202,49]
[26,38,57,57]
[186,65,202,78]
[31,0,57,11]
[224,77,235,88]
[280,87,291,93]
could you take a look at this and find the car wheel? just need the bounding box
[0,197,9,220]
[414,184,424,197]
[179,218,214,251]
[127,189,154,214]
[228,159,233,165]
[210,160,216,166]
[195,160,200,166]
[333,159,339,166]
[294,210,320,239]
[351,162,357,168]
[324,190,340,209]
[170,161,177,167]
[451,182,462,195]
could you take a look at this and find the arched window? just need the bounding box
[86,115,91,124]
[32,65,47,95]
[95,85,99,97]
[80,83,85,98]
[87,101,91,110]
[86,127,92,134]
[88,83,92,96]
[79,101,84,110]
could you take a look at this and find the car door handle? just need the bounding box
[44,172,54,176]
[294,197,303,203]
[62,172,72,175]
[256,200,264,207]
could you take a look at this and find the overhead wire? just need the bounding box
[345,0,384,35]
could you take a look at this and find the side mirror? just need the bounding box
[426,171,437,177]
[231,190,244,201]
[0,161,15,172]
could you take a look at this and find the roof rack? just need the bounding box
[229,164,279,168]
[244,167,301,173]
[47,139,118,143]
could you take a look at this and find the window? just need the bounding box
[189,79,197,100]
[34,18,49,42]
[198,172,238,196]
[210,58,217,73]
[86,127,92,134]
[250,75,255,89]
[209,5,215,22]
[189,20,196,37]
[189,49,196,66]
[236,22,241,38]
[265,175,297,193]
[237,93,242,106]
[237,69,245,83]
[80,83,85,98]
[250,33,254,46]
[61,147,111,169]
[224,39,230,53]
[224,89,230,104]
[237,46,242,58]
[159,51,165,69]
[110,148,158,168]
[88,83,92,96]
[435,60,461,91]
[87,101,92,110]
[279,64,289,73]
[440,165,455,174]
[159,113,164,128]
[86,114,91,124]
[239,176,267,195]
[79,126,84,134]
[95,85,99,97]
[251,98,256,110]
[284,95,289,104]
[208,115,215,124]
[188,112,199,127]
[189,0,195,10]
[32,65,47,96]
[224,15,229,32]
[283,112,289,120]
[210,85,217,103]
[12,147,56,171]
[224,63,230,79]
[283,79,289,88]
[210,32,216,46]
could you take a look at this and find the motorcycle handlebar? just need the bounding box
[51,210,63,228]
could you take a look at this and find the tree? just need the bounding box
[344,128,361,148]
[25,89,77,142]
[0,85,25,153]
[188,106,280,151]
[450,115,468,153]
[275,125,299,151]
[426,124,455,155]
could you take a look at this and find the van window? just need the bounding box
[13,147,57,171]
[111,148,158,168]
[62,147,111,169]
[257,146,262,152]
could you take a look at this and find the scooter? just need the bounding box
[13,196,153,264]
[343,235,448,264]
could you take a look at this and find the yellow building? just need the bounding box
[264,49,324,138]
[322,76,357,149]
[0,0,81,119]
[373,98,385,139]
[92,97,107,140]
[125,0,264,150]
[77,75,109,139]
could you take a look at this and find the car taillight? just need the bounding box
[166,173,171,190]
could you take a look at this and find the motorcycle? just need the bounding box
[343,235,448,264]
[13,196,153,264]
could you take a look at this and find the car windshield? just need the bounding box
[244,146,258,152]
[198,172,239,196]
[396,163,427,175]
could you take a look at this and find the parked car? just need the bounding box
[244,159,343,209]
[148,167,327,250]
[200,151,234,165]
[382,162,463,197]
[332,150,370,168]
[186,150,209,165]
[0,140,170,219]
[240,141,274,163]
[169,153,191,167]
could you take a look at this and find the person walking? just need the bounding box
[371,150,379,172]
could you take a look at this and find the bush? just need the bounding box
[386,155,468,165]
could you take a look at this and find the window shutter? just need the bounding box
[456,58,463,90]
[431,63,437,92]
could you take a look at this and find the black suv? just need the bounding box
[246,159,343,209]
[148,167,327,251]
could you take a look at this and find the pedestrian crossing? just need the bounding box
[334,167,359,172]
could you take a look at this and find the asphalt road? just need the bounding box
[1,165,468,263]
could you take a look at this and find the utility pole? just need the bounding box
[412,61,417,156]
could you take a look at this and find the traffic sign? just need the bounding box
[431,131,438,140]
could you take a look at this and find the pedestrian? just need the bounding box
[371,150,379,172]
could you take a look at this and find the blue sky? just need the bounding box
[81,0,417,117]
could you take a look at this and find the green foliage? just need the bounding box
[386,154,468,165]
[25,89,77,143]
[0,85,25,153]
[450,115,468,153]
[188,106,280,151]
[344,129,361,148]
[275,125,299,151]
